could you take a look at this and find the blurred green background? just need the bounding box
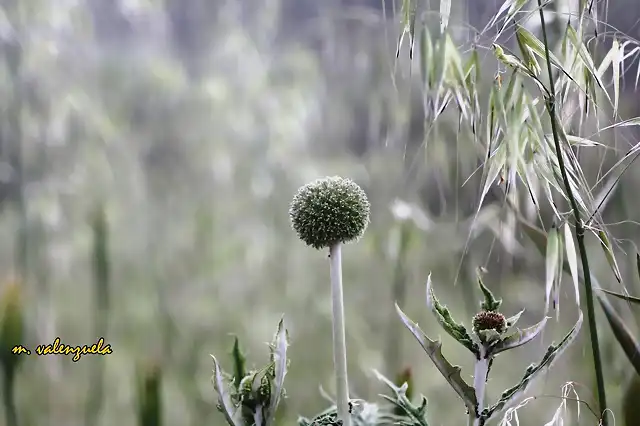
[0,0,638,425]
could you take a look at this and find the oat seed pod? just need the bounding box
[289,176,370,249]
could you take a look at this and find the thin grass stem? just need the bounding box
[536,2,609,424]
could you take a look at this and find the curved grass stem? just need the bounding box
[536,2,608,424]
[329,243,351,426]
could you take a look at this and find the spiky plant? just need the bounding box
[396,271,582,426]
[212,318,289,426]
[289,176,370,426]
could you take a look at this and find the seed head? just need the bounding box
[472,310,506,334]
[289,176,370,249]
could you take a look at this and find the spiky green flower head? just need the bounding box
[472,310,506,334]
[289,176,370,249]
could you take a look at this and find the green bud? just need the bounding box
[289,176,370,249]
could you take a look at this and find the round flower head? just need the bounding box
[472,311,507,334]
[289,176,370,249]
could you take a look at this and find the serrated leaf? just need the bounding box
[395,303,478,413]
[595,293,640,375]
[487,316,548,357]
[373,369,430,426]
[504,309,525,331]
[545,225,560,315]
[597,289,640,305]
[563,223,581,307]
[477,272,502,311]
[267,316,289,426]
[211,355,242,426]
[481,312,583,423]
[425,275,479,355]
[598,230,622,283]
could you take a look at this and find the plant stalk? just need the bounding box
[2,366,17,426]
[329,243,351,426]
[471,350,489,426]
[536,2,608,424]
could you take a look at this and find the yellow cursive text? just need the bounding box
[35,337,113,362]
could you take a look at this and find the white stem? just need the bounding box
[472,350,490,426]
[329,243,351,426]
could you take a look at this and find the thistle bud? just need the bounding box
[289,176,370,249]
[472,311,506,334]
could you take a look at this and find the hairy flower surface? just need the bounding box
[289,176,370,249]
[472,311,506,334]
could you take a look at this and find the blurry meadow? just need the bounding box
[0,0,639,425]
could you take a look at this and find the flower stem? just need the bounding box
[536,2,608,424]
[329,243,351,426]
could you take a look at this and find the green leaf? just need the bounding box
[477,271,502,311]
[395,303,478,413]
[598,230,622,283]
[230,336,246,391]
[595,293,640,376]
[425,275,479,355]
[487,316,548,357]
[597,289,640,305]
[481,312,583,423]
[563,223,581,307]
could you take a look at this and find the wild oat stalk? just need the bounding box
[536,2,608,423]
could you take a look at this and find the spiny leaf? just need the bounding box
[487,316,548,357]
[395,303,478,413]
[563,223,581,307]
[597,229,622,283]
[597,289,640,305]
[425,275,479,355]
[211,355,242,426]
[477,271,502,312]
[504,309,525,331]
[267,317,289,426]
[545,225,560,316]
[595,293,640,375]
[374,370,430,426]
[481,312,583,423]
